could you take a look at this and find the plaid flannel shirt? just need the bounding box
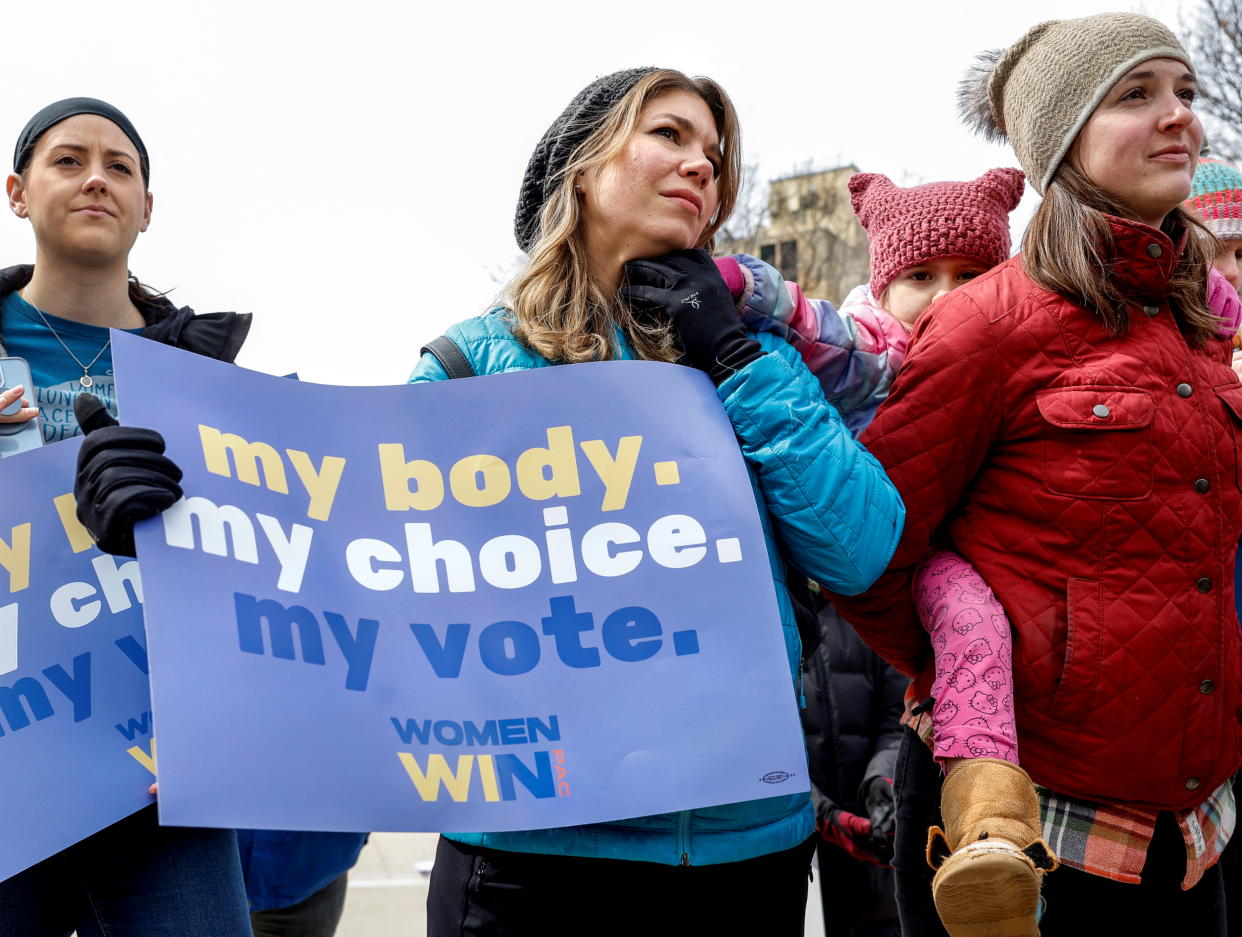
[902,695,1236,888]
[1038,780,1235,889]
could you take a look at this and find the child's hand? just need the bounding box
[712,256,747,305]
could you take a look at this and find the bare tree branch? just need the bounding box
[719,161,770,246]
[1182,0,1242,160]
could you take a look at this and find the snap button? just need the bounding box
[1092,404,1110,418]
[1195,478,1210,494]
[1197,577,1213,593]
[1147,243,1164,258]
[1186,777,1201,791]
[1143,305,1159,316]
[1177,383,1193,398]
[1200,679,1216,694]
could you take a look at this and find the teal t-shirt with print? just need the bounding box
[1,290,144,443]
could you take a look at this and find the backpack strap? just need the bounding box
[421,335,476,380]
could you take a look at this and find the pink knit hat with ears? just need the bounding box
[849,168,1026,298]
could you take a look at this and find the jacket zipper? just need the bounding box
[678,810,691,866]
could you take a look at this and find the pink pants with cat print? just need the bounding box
[913,549,1019,765]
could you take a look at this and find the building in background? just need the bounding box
[722,164,870,306]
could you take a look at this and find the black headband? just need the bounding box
[14,97,149,186]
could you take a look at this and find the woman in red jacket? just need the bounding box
[831,13,1240,935]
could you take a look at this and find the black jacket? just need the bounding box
[802,596,907,819]
[802,596,907,937]
[0,265,250,363]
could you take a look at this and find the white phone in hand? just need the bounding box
[0,357,43,457]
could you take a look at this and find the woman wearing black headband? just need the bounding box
[0,98,253,936]
[0,98,248,440]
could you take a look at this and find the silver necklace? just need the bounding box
[22,291,118,389]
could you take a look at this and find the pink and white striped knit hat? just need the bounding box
[1186,158,1242,241]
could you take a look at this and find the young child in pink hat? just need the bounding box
[719,166,1242,935]
[827,170,1029,763]
[717,169,1057,932]
[717,172,1030,772]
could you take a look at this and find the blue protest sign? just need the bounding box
[114,330,808,833]
[0,439,155,882]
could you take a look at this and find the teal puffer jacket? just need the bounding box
[408,308,904,866]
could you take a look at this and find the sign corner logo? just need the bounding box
[759,770,793,784]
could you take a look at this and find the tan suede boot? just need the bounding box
[925,758,1058,937]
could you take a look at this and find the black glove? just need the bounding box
[73,394,183,557]
[862,774,896,863]
[620,249,762,385]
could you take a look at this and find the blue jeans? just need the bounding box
[0,805,252,936]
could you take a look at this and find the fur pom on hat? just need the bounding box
[958,13,1191,193]
[958,48,1007,143]
[849,168,1026,298]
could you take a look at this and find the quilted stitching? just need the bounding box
[1036,387,1155,500]
[832,221,1242,811]
[720,339,904,595]
[1035,387,1153,428]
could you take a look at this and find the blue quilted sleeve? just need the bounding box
[729,255,905,437]
[408,352,450,383]
[718,333,905,594]
[408,314,521,383]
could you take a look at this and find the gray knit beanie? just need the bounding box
[514,67,656,253]
[959,13,1192,194]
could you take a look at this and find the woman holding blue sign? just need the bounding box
[0,99,253,936]
[404,67,905,935]
[69,68,903,934]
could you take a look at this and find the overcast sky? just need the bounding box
[0,0,1191,385]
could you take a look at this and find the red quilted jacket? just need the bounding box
[833,216,1242,811]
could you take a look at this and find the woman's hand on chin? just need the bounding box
[620,249,762,384]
